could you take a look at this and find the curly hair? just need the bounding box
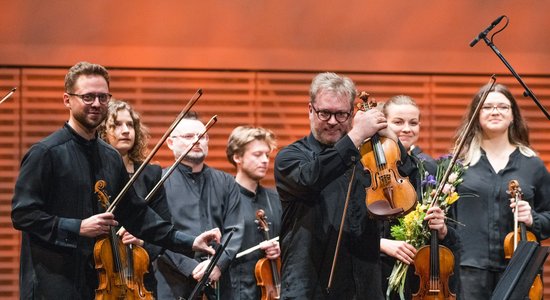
[98,99,150,163]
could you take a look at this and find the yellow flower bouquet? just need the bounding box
[386,155,466,299]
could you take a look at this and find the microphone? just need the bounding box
[470,15,505,47]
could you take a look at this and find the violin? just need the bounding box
[93,180,153,300]
[503,180,543,300]
[254,209,281,300]
[357,92,417,219]
[412,224,456,299]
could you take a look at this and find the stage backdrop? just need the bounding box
[1,1,550,298]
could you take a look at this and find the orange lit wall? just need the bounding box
[1,1,550,299]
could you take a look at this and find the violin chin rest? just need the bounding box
[367,200,404,218]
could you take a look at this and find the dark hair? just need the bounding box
[454,83,533,164]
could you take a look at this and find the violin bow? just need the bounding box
[428,75,496,208]
[0,88,16,105]
[106,89,202,213]
[142,115,217,204]
[235,236,279,258]
[184,229,235,300]
[326,166,356,293]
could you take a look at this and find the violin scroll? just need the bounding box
[95,180,111,209]
[255,209,270,233]
[507,179,521,199]
[357,91,377,111]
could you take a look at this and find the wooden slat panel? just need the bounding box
[2,67,550,299]
[108,69,257,181]
[0,68,21,299]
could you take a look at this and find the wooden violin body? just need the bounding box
[358,92,417,219]
[94,236,152,300]
[255,209,281,300]
[503,227,537,260]
[360,136,417,218]
[503,180,543,300]
[93,180,153,300]
[255,257,282,300]
[413,243,455,300]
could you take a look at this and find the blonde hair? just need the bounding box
[309,72,356,106]
[226,126,277,166]
[382,95,419,117]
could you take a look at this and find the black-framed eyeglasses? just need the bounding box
[481,103,511,114]
[311,105,352,123]
[67,92,112,105]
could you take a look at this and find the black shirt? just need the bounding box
[11,123,194,300]
[155,163,244,299]
[274,133,417,299]
[450,148,550,271]
[223,184,282,300]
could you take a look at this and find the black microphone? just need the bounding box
[469,15,505,47]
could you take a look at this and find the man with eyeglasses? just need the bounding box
[274,72,417,299]
[155,111,244,299]
[11,62,221,300]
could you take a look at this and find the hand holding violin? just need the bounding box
[80,212,118,237]
[424,206,448,240]
[348,109,388,147]
[117,227,144,246]
[259,239,280,260]
[510,199,533,227]
[193,228,221,255]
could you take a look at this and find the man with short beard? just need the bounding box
[156,111,244,299]
[274,72,418,299]
[11,62,220,300]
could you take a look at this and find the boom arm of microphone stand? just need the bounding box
[479,35,550,120]
[184,229,235,300]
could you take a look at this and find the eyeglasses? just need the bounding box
[311,105,352,123]
[67,92,112,105]
[171,133,209,141]
[481,103,511,114]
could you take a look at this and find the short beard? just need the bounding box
[312,127,346,146]
[74,110,106,131]
[182,153,205,165]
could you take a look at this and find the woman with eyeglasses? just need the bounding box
[98,99,172,298]
[448,83,550,299]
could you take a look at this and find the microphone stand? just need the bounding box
[181,229,234,300]
[478,34,550,120]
